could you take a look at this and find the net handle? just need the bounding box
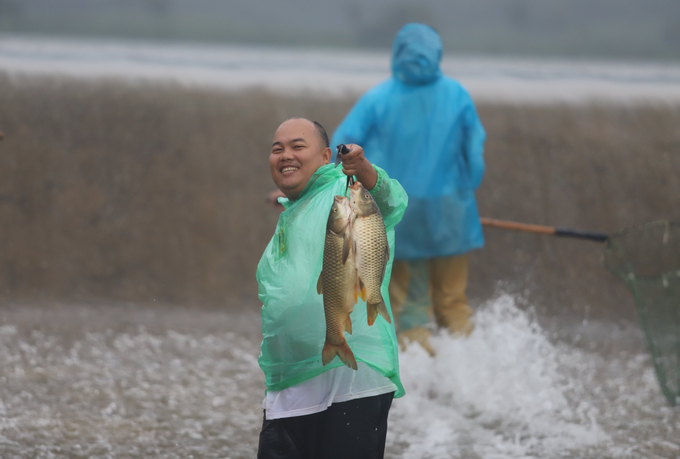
[481,217,608,243]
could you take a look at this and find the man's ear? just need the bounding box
[322,147,332,165]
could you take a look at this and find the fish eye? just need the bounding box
[364,194,369,199]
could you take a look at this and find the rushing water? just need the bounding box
[0,296,677,458]
[2,35,680,103]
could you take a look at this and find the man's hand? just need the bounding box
[267,189,286,211]
[338,144,377,190]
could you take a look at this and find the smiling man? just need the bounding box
[256,118,408,459]
[270,119,331,199]
[269,118,377,200]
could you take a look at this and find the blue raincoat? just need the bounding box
[331,23,486,260]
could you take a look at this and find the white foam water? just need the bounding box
[2,35,680,104]
[0,299,677,458]
[391,295,604,458]
[0,312,265,458]
[391,295,679,459]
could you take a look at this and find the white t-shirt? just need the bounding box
[263,362,398,420]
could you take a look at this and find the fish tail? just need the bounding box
[322,340,358,370]
[367,298,391,326]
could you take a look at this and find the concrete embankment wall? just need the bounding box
[1,74,679,322]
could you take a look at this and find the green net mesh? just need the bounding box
[604,221,680,406]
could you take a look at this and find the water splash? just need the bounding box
[3,36,680,103]
[0,320,264,458]
[0,301,678,458]
[389,294,677,458]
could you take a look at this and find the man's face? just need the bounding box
[270,119,331,199]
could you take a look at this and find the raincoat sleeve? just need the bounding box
[368,165,408,232]
[330,93,376,152]
[461,97,486,191]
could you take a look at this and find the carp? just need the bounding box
[317,195,358,370]
[349,181,391,326]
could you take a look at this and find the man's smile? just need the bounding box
[279,165,300,174]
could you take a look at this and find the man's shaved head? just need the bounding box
[287,117,329,149]
[269,118,333,199]
[312,120,330,148]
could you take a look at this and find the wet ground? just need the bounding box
[0,297,678,458]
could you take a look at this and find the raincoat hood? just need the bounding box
[391,23,442,86]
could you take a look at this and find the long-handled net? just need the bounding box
[603,221,680,406]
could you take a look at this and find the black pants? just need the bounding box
[257,392,394,459]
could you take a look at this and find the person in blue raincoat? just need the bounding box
[331,23,486,355]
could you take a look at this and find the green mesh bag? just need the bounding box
[604,221,680,406]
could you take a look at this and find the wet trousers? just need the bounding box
[389,254,473,335]
[257,392,394,459]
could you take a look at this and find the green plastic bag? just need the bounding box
[257,163,408,397]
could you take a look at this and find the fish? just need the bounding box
[317,195,358,370]
[348,181,391,326]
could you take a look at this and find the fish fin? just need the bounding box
[380,246,390,284]
[353,275,360,304]
[357,277,367,302]
[317,272,323,295]
[322,340,358,370]
[376,298,392,324]
[342,233,351,264]
[344,314,353,334]
[366,304,378,326]
[367,298,391,326]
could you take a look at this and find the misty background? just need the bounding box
[1,1,679,314]
[1,0,680,61]
[1,2,680,457]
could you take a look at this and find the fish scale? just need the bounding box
[321,229,357,346]
[349,182,391,326]
[354,214,389,304]
[317,196,358,370]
